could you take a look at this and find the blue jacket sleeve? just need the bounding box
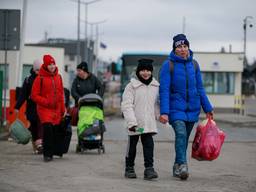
[195,65,213,113]
[159,60,171,115]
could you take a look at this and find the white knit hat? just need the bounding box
[33,59,42,71]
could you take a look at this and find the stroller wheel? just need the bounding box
[76,144,82,153]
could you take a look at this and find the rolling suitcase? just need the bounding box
[54,115,72,155]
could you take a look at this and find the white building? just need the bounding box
[194,52,244,111]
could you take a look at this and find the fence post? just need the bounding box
[240,95,246,116]
[234,95,240,114]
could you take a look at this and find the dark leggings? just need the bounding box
[125,133,154,168]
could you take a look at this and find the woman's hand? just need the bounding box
[206,111,214,120]
[159,114,169,124]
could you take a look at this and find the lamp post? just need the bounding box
[76,0,81,65]
[86,20,106,74]
[243,16,253,67]
[80,0,101,67]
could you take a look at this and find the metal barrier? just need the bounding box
[234,95,246,115]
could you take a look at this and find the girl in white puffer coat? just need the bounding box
[121,58,159,180]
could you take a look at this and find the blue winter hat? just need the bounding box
[172,34,190,50]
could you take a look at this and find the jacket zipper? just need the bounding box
[184,62,189,111]
[51,76,57,109]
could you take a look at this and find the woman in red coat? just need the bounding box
[31,54,65,162]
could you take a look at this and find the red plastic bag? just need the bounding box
[192,118,226,161]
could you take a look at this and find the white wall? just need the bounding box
[208,95,234,109]
[194,52,244,72]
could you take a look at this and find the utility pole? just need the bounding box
[16,0,28,87]
[76,0,81,65]
[243,16,253,68]
[80,0,101,71]
[85,20,106,74]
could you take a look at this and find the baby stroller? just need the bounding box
[76,93,106,154]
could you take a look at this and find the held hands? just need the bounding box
[159,114,169,124]
[206,111,214,120]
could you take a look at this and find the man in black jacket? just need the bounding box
[71,61,104,105]
[15,59,43,154]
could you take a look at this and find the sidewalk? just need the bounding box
[200,112,256,127]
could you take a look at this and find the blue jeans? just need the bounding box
[171,120,195,164]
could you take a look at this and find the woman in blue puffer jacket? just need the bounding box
[159,34,213,180]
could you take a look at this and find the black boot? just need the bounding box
[144,167,158,180]
[125,167,137,178]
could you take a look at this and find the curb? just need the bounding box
[214,119,256,128]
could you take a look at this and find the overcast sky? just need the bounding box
[1,0,256,63]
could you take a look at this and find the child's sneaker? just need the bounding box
[144,167,158,180]
[125,167,137,178]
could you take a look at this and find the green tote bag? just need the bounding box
[10,119,32,145]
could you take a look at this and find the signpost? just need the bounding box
[0,9,20,126]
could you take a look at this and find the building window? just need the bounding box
[202,72,214,93]
[201,72,235,94]
[0,64,9,89]
[22,64,33,82]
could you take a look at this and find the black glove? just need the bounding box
[128,126,137,132]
